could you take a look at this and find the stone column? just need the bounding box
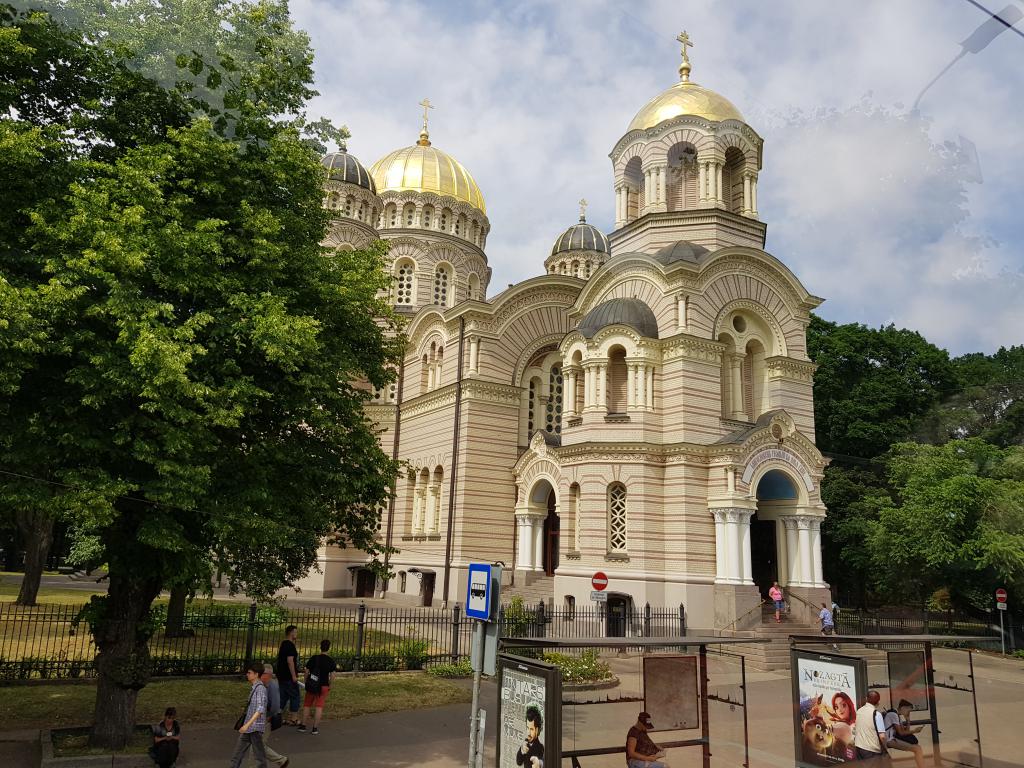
[698,162,708,203]
[425,483,439,534]
[811,518,824,586]
[716,164,724,207]
[783,517,800,586]
[730,354,746,420]
[743,173,752,215]
[751,176,758,217]
[583,364,594,410]
[677,294,687,332]
[468,337,480,375]
[515,512,533,569]
[597,363,607,411]
[564,368,577,418]
[614,184,625,227]
[626,364,637,410]
[645,365,654,410]
[712,510,728,583]
[532,515,545,572]
[413,487,426,534]
[797,516,813,586]
[725,510,741,582]
[706,161,716,205]
[738,510,753,584]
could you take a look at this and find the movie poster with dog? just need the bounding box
[497,655,561,768]
[791,650,867,767]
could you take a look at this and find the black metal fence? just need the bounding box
[836,606,1019,649]
[0,600,686,682]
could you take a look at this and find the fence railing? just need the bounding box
[0,600,686,682]
[835,607,1016,648]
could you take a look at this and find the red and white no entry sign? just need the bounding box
[996,588,1007,603]
[591,572,608,591]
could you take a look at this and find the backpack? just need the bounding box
[305,655,323,694]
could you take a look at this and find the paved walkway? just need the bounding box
[2,649,1022,767]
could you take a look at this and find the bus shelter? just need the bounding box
[500,635,760,768]
[788,634,990,768]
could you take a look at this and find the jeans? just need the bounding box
[229,731,267,768]
[628,760,668,768]
[280,680,301,714]
[149,740,179,767]
[248,728,287,767]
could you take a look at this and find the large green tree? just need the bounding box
[1,2,399,747]
[868,440,1024,607]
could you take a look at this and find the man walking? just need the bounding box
[298,639,337,735]
[255,664,288,767]
[819,602,839,651]
[229,663,268,768]
[854,690,890,766]
[276,625,300,726]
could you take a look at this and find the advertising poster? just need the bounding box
[497,655,561,768]
[791,650,867,767]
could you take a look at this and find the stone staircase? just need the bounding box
[503,572,555,607]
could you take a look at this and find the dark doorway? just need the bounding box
[606,595,630,637]
[750,515,778,598]
[421,573,435,607]
[543,490,560,576]
[355,568,376,598]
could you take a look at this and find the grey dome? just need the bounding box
[322,149,376,193]
[578,298,659,339]
[651,240,711,265]
[550,217,610,257]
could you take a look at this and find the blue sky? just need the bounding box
[292,0,1024,355]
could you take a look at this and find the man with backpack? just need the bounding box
[883,699,925,768]
[298,639,337,735]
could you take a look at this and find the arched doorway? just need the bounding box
[752,469,799,597]
[542,487,560,576]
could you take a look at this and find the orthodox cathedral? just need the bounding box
[295,33,831,631]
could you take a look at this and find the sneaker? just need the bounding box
[311,727,319,735]
[296,724,307,733]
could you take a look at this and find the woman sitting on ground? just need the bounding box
[149,707,181,768]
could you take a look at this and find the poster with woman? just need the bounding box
[497,655,561,768]
[790,649,867,767]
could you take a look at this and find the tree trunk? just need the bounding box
[15,509,55,607]
[89,569,163,749]
[164,584,193,638]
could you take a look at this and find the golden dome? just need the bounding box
[369,135,486,214]
[628,80,744,131]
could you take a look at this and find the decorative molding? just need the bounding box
[711,298,790,357]
[764,356,817,381]
[401,384,457,418]
[462,379,521,406]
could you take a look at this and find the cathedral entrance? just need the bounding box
[750,515,777,598]
[543,489,560,576]
[753,469,800,595]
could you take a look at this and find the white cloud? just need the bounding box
[293,0,1024,354]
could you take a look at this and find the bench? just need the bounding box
[565,738,706,767]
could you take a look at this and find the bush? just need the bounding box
[541,649,612,684]
[359,651,398,672]
[427,660,473,678]
[397,639,431,670]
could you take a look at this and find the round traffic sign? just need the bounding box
[996,588,1007,603]
[591,572,608,591]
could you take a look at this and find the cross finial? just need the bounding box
[417,97,434,145]
[676,30,693,82]
[578,198,588,222]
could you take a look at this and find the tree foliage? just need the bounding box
[1,1,398,746]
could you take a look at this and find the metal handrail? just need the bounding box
[719,599,767,633]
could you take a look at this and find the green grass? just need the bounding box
[2,674,471,731]
[53,729,152,758]
[0,582,107,604]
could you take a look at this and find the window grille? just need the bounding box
[433,266,449,306]
[395,262,414,305]
[546,366,563,434]
[608,484,627,552]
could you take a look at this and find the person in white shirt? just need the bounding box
[853,690,889,765]
[884,699,925,768]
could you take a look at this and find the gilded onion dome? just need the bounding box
[321,148,376,192]
[369,129,486,214]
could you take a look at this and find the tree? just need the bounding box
[867,440,1024,608]
[1,3,399,748]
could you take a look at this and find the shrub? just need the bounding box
[427,660,473,678]
[359,651,398,672]
[541,649,612,684]
[397,639,431,670]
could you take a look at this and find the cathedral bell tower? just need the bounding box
[609,31,766,254]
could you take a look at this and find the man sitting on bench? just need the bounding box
[626,711,669,768]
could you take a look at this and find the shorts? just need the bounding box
[822,625,834,636]
[774,600,785,611]
[304,686,330,708]
[281,679,301,712]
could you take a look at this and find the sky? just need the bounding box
[291,0,1024,356]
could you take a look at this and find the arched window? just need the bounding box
[433,265,450,306]
[744,338,767,420]
[546,365,563,434]
[569,482,581,553]
[585,261,593,278]
[422,205,433,229]
[357,201,366,221]
[607,346,628,413]
[564,595,576,621]
[420,354,429,394]
[387,204,398,228]
[343,196,353,216]
[429,466,444,533]
[623,156,643,220]
[527,378,538,437]
[403,203,415,227]
[467,273,481,301]
[723,147,746,214]
[608,483,627,552]
[439,209,450,232]
[666,142,699,211]
[394,259,415,306]
[399,571,407,593]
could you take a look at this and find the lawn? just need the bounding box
[0,580,106,604]
[2,674,471,731]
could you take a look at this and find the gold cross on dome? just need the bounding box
[579,198,588,221]
[677,30,694,81]
[419,97,434,132]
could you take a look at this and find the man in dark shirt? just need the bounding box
[626,712,668,768]
[275,625,300,726]
[298,638,338,735]
[515,706,544,767]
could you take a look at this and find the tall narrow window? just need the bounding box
[433,265,450,306]
[527,380,537,437]
[608,483,627,552]
[395,260,415,305]
[546,366,563,434]
[404,203,415,227]
[423,206,433,229]
[388,205,398,228]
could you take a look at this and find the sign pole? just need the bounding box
[1000,608,1005,655]
[468,618,485,768]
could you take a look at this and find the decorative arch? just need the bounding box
[711,298,788,358]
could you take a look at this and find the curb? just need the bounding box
[40,728,156,768]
